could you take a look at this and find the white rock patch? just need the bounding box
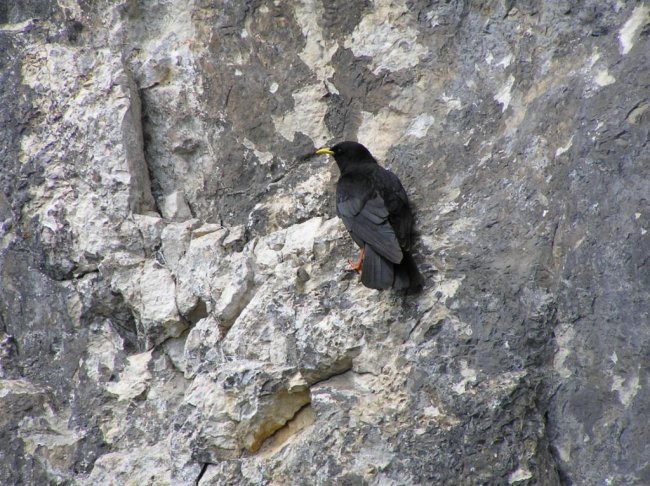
[345,2,427,74]
[618,5,650,55]
[272,84,331,145]
[406,114,435,138]
[494,75,515,112]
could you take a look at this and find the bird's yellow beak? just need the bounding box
[315,147,334,156]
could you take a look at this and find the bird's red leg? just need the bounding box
[345,247,365,274]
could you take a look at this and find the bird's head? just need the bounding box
[315,141,376,173]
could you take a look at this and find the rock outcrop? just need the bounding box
[1,1,648,484]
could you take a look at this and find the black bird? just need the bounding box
[316,141,423,291]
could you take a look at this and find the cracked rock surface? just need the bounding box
[1,1,649,484]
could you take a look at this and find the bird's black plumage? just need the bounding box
[317,141,423,291]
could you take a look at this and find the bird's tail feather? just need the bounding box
[361,245,394,290]
[394,251,424,292]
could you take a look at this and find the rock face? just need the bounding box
[1,0,649,484]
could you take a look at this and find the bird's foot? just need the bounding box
[345,259,362,273]
[344,248,365,274]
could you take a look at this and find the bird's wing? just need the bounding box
[378,167,413,250]
[337,178,404,264]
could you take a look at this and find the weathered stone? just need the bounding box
[132,213,165,253]
[1,1,648,484]
[105,350,153,401]
[18,405,84,482]
[160,219,201,272]
[170,361,310,471]
[0,379,47,429]
[84,444,173,486]
[161,189,193,222]
[183,315,221,379]
[221,224,246,250]
[103,256,184,349]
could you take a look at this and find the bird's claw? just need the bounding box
[345,259,362,274]
[344,247,365,274]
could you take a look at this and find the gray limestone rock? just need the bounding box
[1,0,649,484]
